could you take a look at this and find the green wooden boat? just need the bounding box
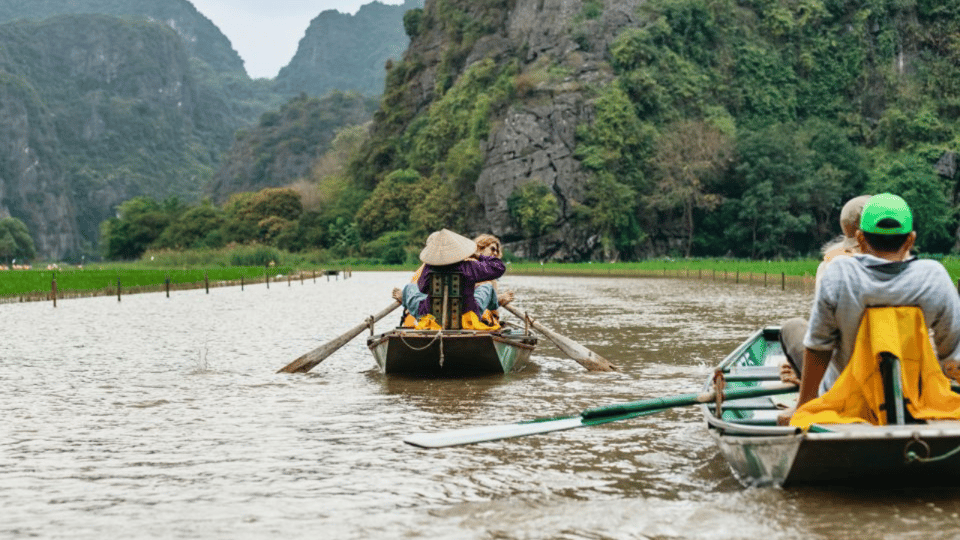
[704,327,960,487]
[366,327,538,375]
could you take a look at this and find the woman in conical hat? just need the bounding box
[394,229,507,328]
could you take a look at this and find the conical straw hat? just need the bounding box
[419,229,476,265]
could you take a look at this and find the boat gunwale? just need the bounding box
[367,328,538,351]
[700,326,798,437]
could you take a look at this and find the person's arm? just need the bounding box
[459,255,505,282]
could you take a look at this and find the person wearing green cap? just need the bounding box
[780,193,960,423]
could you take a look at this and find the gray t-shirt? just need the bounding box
[804,254,960,393]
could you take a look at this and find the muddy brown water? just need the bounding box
[3,271,960,539]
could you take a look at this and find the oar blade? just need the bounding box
[405,417,584,448]
[278,301,400,374]
[501,303,618,371]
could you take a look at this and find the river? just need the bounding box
[3,271,960,539]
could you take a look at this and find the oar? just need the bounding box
[278,300,401,374]
[404,383,797,448]
[500,303,618,371]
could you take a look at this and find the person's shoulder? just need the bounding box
[911,258,950,275]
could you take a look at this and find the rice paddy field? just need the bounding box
[3,256,960,300]
[0,266,296,298]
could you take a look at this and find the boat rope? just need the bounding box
[904,433,960,464]
[398,329,443,352]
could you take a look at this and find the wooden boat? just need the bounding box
[366,326,537,375]
[703,327,960,487]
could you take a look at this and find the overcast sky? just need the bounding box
[188,0,406,79]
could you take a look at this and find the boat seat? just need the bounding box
[428,271,464,330]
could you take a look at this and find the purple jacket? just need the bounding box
[416,255,506,317]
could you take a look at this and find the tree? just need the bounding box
[508,182,560,257]
[648,120,733,256]
[155,201,225,250]
[584,172,642,260]
[867,153,956,253]
[100,197,172,260]
[355,169,428,240]
[0,217,36,262]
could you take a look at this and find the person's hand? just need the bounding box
[498,290,514,306]
[777,406,796,427]
[779,362,800,386]
[391,287,402,302]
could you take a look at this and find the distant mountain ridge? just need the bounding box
[275,0,423,97]
[0,0,244,74]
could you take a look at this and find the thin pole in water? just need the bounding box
[51,273,57,308]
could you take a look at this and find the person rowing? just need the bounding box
[392,229,507,330]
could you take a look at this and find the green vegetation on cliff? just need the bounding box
[348,0,960,260]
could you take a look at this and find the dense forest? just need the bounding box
[92,0,960,262]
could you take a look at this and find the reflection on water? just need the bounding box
[3,271,960,539]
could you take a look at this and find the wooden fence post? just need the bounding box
[241,275,245,291]
[782,272,786,290]
[205,272,210,294]
[51,275,57,308]
[265,266,270,289]
[165,276,170,298]
[117,277,121,302]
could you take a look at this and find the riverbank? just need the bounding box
[6,256,959,302]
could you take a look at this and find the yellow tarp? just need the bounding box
[790,306,960,429]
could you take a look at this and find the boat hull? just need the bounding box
[366,329,537,375]
[704,327,960,487]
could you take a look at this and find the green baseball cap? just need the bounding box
[859,193,913,235]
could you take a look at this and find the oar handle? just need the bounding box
[580,383,796,420]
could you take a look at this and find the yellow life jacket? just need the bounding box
[790,306,960,429]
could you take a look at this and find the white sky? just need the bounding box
[188,0,407,79]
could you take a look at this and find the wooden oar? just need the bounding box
[278,301,401,374]
[500,303,617,371]
[404,383,796,448]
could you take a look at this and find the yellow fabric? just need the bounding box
[790,306,960,429]
[413,312,500,331]
[462,311,500,331]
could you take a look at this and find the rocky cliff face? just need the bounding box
[274,0,423,97]
[395,0,643,259]
[0,79,78,259]
[0,15,213,259]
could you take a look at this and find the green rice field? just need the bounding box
[4,256,960,299]
[0,266,295,297]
